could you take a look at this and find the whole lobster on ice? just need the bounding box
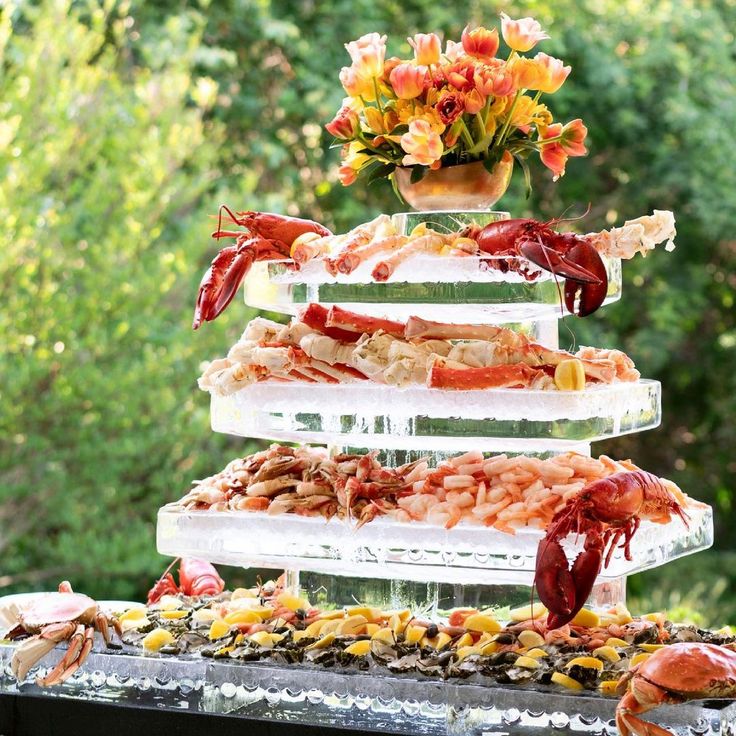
[147,558,225,604]
[534,471,689,629]
[192,206,331,329]
[468,216,609,317]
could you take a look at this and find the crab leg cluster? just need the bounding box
[198,305,640,396]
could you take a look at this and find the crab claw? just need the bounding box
[563,241,609,317]
[11,621,78,682]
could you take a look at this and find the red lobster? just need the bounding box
[534,471,689,629]
[192,206,331,329]
[147,558,225,604]
[469,217,608,317]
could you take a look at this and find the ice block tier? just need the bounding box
[208,379,661,454]
[243,210,622,327]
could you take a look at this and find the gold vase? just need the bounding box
[394,151,514,211]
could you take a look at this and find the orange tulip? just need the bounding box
[389,63,427,99]
[475,63,516,98]
[461,25,500,61]
[464,88,486,115]
[510,57,547,91]
[338,163,358,186]
[534,53,571,94]
[408,33,442,66]
[500,13,550,53]
[538,118,588,179]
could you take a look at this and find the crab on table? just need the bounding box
[3,581,122,687]
[615,642,736,736]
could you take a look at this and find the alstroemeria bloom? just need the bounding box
[461,25,500,61]
[340,66,372,98]
[325,106,360,139]
[436,89,466,125]
[400,118,444,166]
[535,52,571,94]
[500,13,550,53]
[390,62,427,99]
[345,32,387,79]
[408,32,441,66]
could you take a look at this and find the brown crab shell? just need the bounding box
[635,643,736,697]
[19,593,97,632]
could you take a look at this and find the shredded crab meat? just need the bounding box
[586,210,676,259]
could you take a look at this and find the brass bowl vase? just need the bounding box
[394,151,514,211]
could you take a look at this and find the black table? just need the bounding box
[0,694,392,736]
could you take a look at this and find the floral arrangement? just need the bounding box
[325,14,588,196]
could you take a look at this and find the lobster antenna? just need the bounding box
[151,557,180,589]
[562,319,577,353]
[551,202,592,228]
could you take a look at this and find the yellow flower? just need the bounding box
[534,52,571,94]
[408,33,441,66]
[506,94,537,128]
[395,100,444,133]
[343,141,371,169]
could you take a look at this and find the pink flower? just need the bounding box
[500,13,550,53]
[461,25,500,61]
[390,62,427,99]
[345,32,387,78]
[444,40,466,63]
[325,106,360,139]
[535,52,571,94]
[408,33,441,66]
[338,163,358,186]
[436,90,466,125]
[400,119,444,166]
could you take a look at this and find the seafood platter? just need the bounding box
[3,14,735,736]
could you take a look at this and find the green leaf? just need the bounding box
[410,165,428,184]
[513,153,532,200]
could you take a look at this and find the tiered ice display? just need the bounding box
[3,206,727,736]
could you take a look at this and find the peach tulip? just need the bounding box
[408,32,442,66]
[510,57,547,90]
[535,53,571,94]
[461,25,500,61]
[345,32,387,79]
[444,40,466,63]
[475,64,516,98]
[340,66,372,98]
[400,118,444,166]
[500,13,550,53]
[390,63,427,99]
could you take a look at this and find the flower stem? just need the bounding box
[495,90,520,148]
[459,118,476,150]
[372,77,384,117]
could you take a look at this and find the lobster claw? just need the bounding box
[535,532,604,629]
[518,239,602,284]
[192,242,257,330]
[563,241,609,317]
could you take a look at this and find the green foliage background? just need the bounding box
[1,0,734,624]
